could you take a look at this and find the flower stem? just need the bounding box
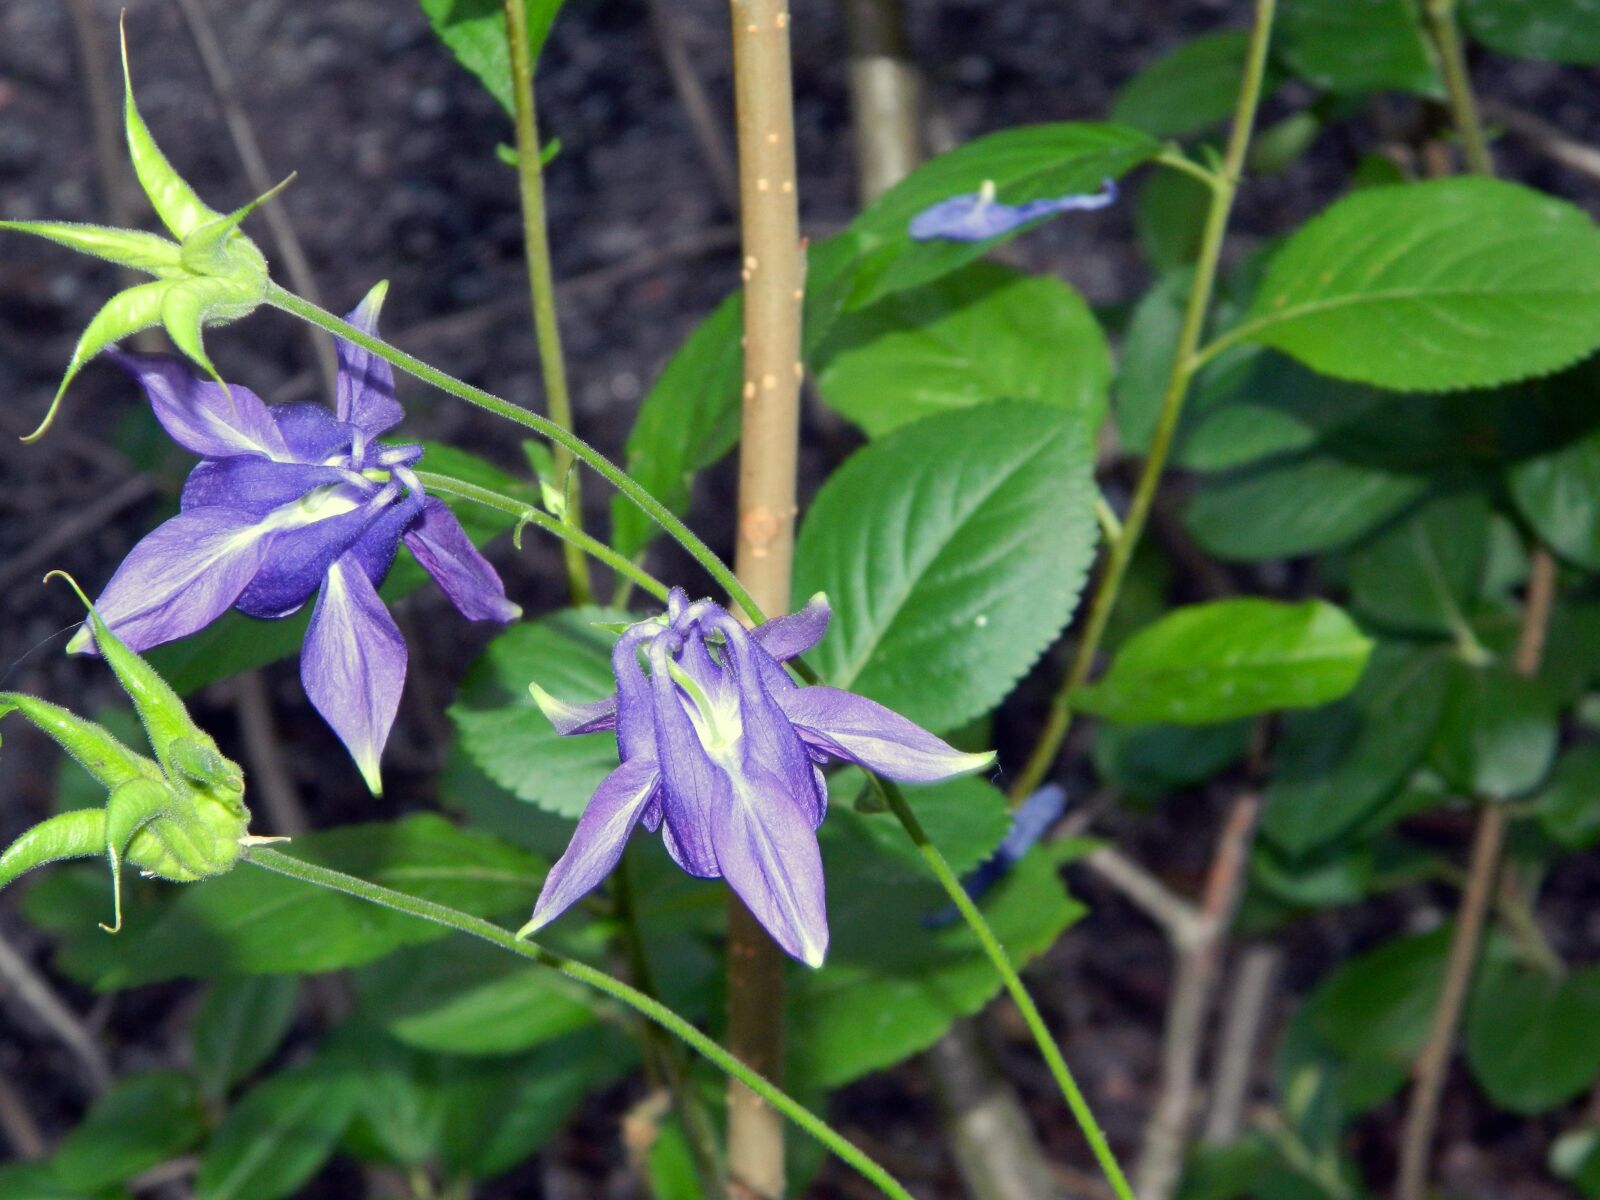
[874,777,1136,1200]
[264,282,761,620]
[1422,0,1494,176]
[504,0,591,606]
[242,846,914,1200]
[1007,0,1278,804]
[413,469,669,603]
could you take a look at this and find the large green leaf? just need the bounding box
[1229,178,1600,391]
[1263,644,1449,855]
[1347,493,1489,636]
[828,768,1013,880]
[196,1066,362,1200]
[1429,660,1559,800]
[449,608,624,819]
[419,0,565,116]
[1277,0,1441,94]
[1535,747,1600,851]
[50,1071,205,1191]
[1308,927,1450,1083]
[1463,0,1600,64]
[790,803,1083,1089]
[1113,32,1270,137]
[1511,425,1600,569]
[1072,599,1373,725]
[844,123,1161,308]
[1092,720,1253,799]
[193,976,300,1100]
[1465,950,1600,1114]
[58,816,543,987]
[814,262,1111,437]
[792,401,1097,731]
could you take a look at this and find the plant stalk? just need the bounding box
[505,0,591,604]
[725,1,807,1192]
[1008,0,1278,804]
[1422,0,1494,175]
[242,847,915,1200]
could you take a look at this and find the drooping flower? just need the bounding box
[522,590,994,966]
[72,283,520,793]
[909,177,1118,242]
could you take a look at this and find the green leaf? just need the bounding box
[1134,169,1211,273]
[1465,950,1600,1114]
[1114,270,1191,452]
[1263,644,1449,855]
[792,401,1097,732]
[1511,424,1600,569]
[64,816,542,987]
[449,608,624,819]
[1463,0,1600,64]
[1229,178,1600,391]
[1534,747,1600,850]
[1072,599,1373,725]
[1308,927,1449,1083]
[1347,493,1489,636]
[814,262,1111,438]
[1277,0,1441,94]
[844,122,1161,309]
[829,768,1013,880]
[1429,660,1559,800]
[1113,32,1270,137]
[790,816,1083,1089]
[418,0,566,116]
[354,935,596,1056]
[193,976,300,1099]
[51,1071,204,1191]
[1186,453,1430,561]
[1092,720,1253,799]
[196,1066,362,1200]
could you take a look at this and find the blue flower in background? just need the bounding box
[925,784,1069,927]
[524,590,993,966]
[910,178,1118,242]
[73,283,520,794]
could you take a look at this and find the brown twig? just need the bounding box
[1482,102,1600,183]
[646,0,740,210]
[1202,943,1281,1146]
[724,1,805,1194]
[232,670,309,839]
[841,0,922,205]
[0,1071,47,1159]
[0,926,113,1095]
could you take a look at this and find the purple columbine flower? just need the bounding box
[71,282,520,793]
[909,177,1118,242]
[522,589,994,966]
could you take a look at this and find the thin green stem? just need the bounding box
[504,0,591,605]
[1423,0,1494,175]
[1008,0,1278,804]
[1154,146,1226,192]
[414,469,669,603]
[874,778,1135,1200]
[265,282,762,621]
[243,846,914,1200]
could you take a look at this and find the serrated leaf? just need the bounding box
[193,975,300,1099]
[1072,599,1373,725]
[827,768,1012,880]
[1430,660,1559,800]
[1465,950,1600,1114]
[1511,424,1600,569]
[1463,0,1600,64]
[1347,493,1489,636]
[1227,178,1600,391]
[448,608,624,819]
[51,1071,204,1191]
[792,401,1097,732]
[1112,32,1268,137]
[814,262,1111,437]
[1277,0,1441,95]
[196,1066,361,1200]
[419,0,566,116]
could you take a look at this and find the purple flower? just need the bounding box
[909,178,1118,242]
[522,590,994,966]
[72,283,520,793]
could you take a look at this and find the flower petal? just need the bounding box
[715,616,827,826]
[108,351,290,461]
[648,634,723,875]
[401,497,520,622]
[180,458,346,516]
[750,592,831,663]
[520,754,660,936]
[234,483,394,619]
[613,625,659,761]
[529,684,617,736]
[300,556,406,795]
[712,764,830,967]
[269,402,359,464]
[348,486,426,588]
[75,508,272,653]
[777,685,995,783]
[909,179,1117,242]
[336,283,405,439]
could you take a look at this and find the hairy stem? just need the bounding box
[1422,0,1494,175]
[242,847,914,1200]
[1008,0,1278,803]
[504,0,591,605]
[725,1,807,1191]
[265,283,761,620]
[413,469,669,602]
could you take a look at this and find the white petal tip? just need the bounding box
[65,627,93,655]
[515,914,548,942]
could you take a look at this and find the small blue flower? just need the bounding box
[925,784,1068,927]
[73,283,520,794]
[523,590,994,966]
[909,178,1117,242]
